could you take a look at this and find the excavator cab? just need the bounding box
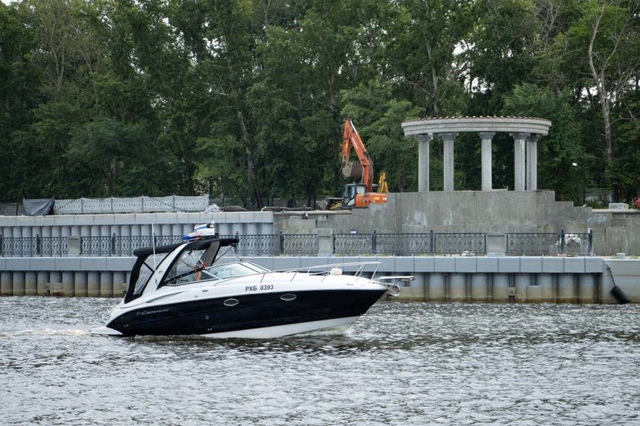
[341,183,366,207]
[338,183,386,208]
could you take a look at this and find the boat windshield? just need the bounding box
[207,261,268,279]
[163,244,269,285]
[163,247,210,286]
[207,245,269,278]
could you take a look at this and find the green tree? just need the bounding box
[5,0,111,199]
[171,0,261,205]
[66,118,169,197]
[0,3,44,201]
[502,83,586,202]
[387,0,473,116]
[341,78,421,192]
[244,0,379,206]
[543,0,640,198]
[466,0,539,114]
[614,90,640,202]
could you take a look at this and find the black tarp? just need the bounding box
[23,198,54,216]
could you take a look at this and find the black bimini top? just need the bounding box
[124,236,240,303]
[132,237,239,258]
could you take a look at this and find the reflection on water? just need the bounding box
[1,297,639,425]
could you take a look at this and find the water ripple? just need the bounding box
[1,297,639,425]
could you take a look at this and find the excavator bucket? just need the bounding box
[342,161,363,179]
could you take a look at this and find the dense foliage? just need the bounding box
[1,0,638,207]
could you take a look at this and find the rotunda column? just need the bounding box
[478,132,495,191]
[526,134,539,190]
[441,133,457,192]
[512,132,527,191]
[416,134,432,193]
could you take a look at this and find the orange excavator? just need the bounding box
[328,120,388,209]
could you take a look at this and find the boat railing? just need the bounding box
[273,260,382,283]
[191,260,382,286]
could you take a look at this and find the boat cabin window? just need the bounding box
[133,264,154,296]
[125,252,169,303]
[135,253,169,294]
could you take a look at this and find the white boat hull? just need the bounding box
[202,316,360,339]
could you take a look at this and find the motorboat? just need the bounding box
[92,234,410,339]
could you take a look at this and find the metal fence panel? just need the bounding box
[433,233,486,255]
[38,237,67,256]
[1,237,36,257]
[225,234,278,256]
[506,231,593,256]
[507,233,559,256]
[0,231,595,257]
[375,233,433,255]
[281,234,318,256]
[81,236,112,256]
[334,233,373,255]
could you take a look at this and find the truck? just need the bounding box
[328,120,388,209]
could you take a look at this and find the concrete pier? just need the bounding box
[1,254,638,304]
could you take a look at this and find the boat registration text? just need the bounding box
[245,284,274,292]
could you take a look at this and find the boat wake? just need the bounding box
[5,328,92,338]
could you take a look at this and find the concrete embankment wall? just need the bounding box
[2,255,638,304]
[276,191,640,256]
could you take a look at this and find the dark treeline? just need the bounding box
[1,0,639,208]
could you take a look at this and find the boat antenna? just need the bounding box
[151,223,158,285]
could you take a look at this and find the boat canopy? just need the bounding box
[124,237,239,303]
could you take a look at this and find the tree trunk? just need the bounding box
[587,5,613,174]
[237,109,263,209]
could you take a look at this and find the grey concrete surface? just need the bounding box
[275,191,640,256]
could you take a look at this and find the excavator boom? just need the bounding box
[333,119,387,208]
[341,119,375,192]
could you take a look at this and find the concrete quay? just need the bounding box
[1,255,638,304]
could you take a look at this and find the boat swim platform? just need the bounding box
[1,255,638,304]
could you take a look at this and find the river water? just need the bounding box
[1,297,639,425]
